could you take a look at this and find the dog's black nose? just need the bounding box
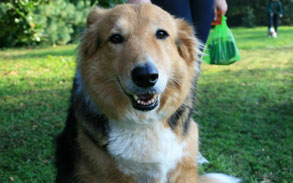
[131,62,159,88]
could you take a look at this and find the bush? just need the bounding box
[242,6,255,27]
[0,0,45,47]
[33,0,91,45]
[226,0,293,27]
[0,0,125,48]
[282,1,293,25]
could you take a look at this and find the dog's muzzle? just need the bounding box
[118,62,161,112]
[130,62,159,111]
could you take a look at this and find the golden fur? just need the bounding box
[55,3,240,183]
[78,4,199,182]
[79,4,198,121]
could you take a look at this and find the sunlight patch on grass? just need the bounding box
[231,26,293,50]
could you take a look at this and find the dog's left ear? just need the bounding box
[87,7,109,27]
[80,7,109,56]
[175,19,199,64]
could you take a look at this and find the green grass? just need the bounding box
[0,27,292,183]
[232,26,293,50]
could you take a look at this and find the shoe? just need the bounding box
[268,27,275,38]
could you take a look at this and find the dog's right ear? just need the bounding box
[87,7,108,27]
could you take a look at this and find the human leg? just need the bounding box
[151,0,192,24]
[268,14,273,30]
[189,0,214,45]
[273,13,279,32]
[151,0,214,45]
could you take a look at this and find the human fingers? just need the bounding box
[127,0,151,3]
[214,0,228,15]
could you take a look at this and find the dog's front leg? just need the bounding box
[168,121,199,183]
[169,163,198,183]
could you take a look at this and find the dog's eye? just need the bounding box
[155,29,169,40]
[109,34,124,44]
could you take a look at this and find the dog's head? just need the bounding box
[79,3,200,124]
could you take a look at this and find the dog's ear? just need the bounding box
[87,7,108,27]
[80,7,109,56]
[175,19,199,64]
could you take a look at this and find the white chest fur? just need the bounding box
[107,121,184,183]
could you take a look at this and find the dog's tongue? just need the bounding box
[138,94,153,101]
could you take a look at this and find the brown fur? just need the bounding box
[75,118,199,183]
[77,4,199,182]
[55,3,239,183]
[76,119,135,183]
[79,4,198,121]
[77,2,197,183]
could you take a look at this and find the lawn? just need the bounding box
[0,26,292,183]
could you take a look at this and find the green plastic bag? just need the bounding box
[203,16,241,65]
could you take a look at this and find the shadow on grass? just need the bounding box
[0,87,70,182]
[0,87,71,147]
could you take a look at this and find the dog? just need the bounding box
[55,3,240,183]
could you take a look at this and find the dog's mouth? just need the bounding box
[117,78,159,111]
[131,93,159,111]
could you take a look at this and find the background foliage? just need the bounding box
[227,0,293,27]
[0,0,292,47]
[0,0,125,47]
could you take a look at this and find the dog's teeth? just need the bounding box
[135,94,158,106]
[133,95,138,101]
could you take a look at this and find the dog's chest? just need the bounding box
[107,122,184,183]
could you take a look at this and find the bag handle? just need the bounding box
[212,10,223,25]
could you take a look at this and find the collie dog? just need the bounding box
[55,3,240,183]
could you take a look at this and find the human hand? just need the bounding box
[127,0,151,3]
[214,0,228,20]
[280,14,283,18]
